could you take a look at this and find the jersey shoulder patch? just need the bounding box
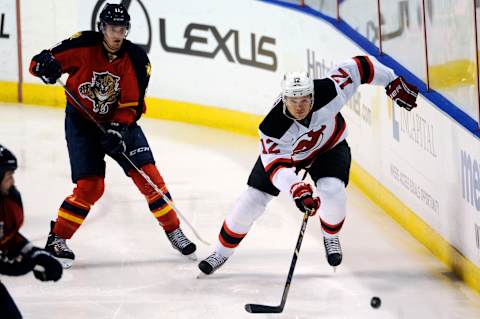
[51,31,102,54]
[259,99,293,139]
[312,78,338,111]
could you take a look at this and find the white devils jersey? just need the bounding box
[258,55,396,194]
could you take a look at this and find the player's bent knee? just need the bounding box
[316,177,347,213]
[316,177,346,199]
[129,164,166,196]
[229,187,273,226]
[74,177,105,205]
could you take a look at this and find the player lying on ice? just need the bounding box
[28,3,196,268]
[198,55,418,275]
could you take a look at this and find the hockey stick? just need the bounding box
[245,210,310,313]
[57,79,210,245]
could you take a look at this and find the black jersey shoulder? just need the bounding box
[312,78,338,111]
[125,40,151,120]
[125,40,150,88]
[259,98,294,139]
[50,31,102,54]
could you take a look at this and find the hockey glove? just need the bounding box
[385,76,418,111]
[290,182,320,216]
[100,122,128,157]
[28,248,63,281]
[31,50,62,84]
[20,244,62,281]
[0,253,33,276]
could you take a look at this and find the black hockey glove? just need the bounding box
[31,50,62,84]
[290,182,320,216]
[24,246,62,282]
[385,76,418,111]
[100,122,128,157]
[0,253,33,276]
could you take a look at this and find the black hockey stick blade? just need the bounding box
[245,303,283,313]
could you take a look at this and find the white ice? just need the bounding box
[1,103,480,319]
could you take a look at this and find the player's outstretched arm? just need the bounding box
[328,56,419,111]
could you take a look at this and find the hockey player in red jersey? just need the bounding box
[28,3,196,268]
[0,145,63,318]
[198,56,418,275]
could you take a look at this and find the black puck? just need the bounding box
[370,296,381,308]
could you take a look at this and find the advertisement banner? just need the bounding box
[0,0,17,82]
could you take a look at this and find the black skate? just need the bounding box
[198,251,228,275]
[166,227,197,260]
[323,235,342,267]
[45,221,75,269]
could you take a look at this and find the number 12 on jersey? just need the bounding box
[331,68,353,89]
[261,139,280,154]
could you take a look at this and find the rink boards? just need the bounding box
[0,0,479,293]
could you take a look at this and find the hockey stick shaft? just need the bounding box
[57,79,210,245]
[245,211,310,313]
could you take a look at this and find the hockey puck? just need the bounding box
[370,296,381,309]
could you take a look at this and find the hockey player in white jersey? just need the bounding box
[198,55,418,275]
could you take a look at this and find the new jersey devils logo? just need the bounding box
[292,126,326,155]
[78,71,120,115]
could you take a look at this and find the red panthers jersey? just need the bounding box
[0,187,27,254]
[29,31,151,124]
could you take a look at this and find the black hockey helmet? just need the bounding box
[98,3,131,31]
[0,145,17,182]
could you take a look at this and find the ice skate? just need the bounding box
[166,227,197,260]
[45,221,75,269]
[197,251,228,277]
[323,234,342,269]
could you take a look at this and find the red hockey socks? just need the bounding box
[129,164,180,233]
[218,221,247,249]
[53,177,104,239]
[320,217,345,236]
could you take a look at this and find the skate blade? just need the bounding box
[57,258,74,269]
[196,272,210,279]
[184,253,198,261]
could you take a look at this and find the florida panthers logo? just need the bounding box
[292,126,326,155]
[78,71,120,115]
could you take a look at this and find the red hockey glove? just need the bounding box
[385,76,418,111]
[290,182,320,216]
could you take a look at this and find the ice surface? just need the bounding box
[1,103,480,319]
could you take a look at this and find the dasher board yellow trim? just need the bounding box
[145,97,262,137]
[1,81,479,294]
[0,82,18,102]
[0,82,262,137]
